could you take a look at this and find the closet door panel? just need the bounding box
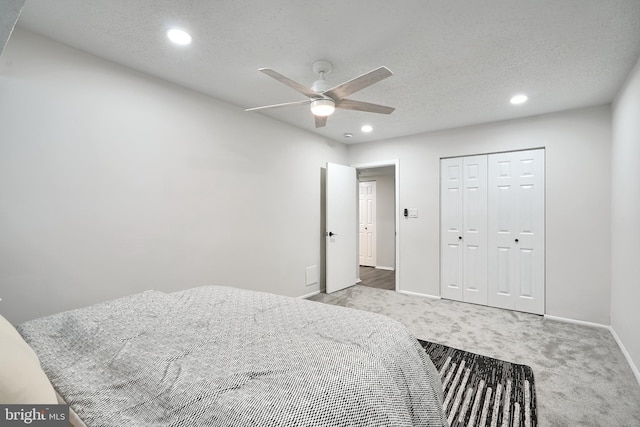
[513,150,545,314]
[440,158,464,301]
[488,154,517,310]
[462,156,487,305]
[488,149,545,315]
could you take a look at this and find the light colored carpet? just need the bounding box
[308,285,640,427]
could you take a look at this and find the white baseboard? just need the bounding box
[398,290,441,300]
[375,266,395,271]
[545,314,640,388]
[299,290,320,299]
[609,326,640,388]
[543,314,609,330]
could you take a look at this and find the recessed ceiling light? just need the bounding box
[361,125,373,133]
[343,133,353,138]
[510,94,528,105]
[167,28,192,45]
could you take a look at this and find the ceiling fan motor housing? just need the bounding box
[311,78,332,94]
[311,59,333,95]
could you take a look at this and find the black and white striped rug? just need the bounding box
[418,339,537,427]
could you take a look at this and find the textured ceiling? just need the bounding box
[15,0,640,144]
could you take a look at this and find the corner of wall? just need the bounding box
[610,51,640,387]
[0,0,25,56]
[609,326,640,388]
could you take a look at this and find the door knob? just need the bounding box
[328,231,338,237]
[515,239,519,243]
[458,236,462,240]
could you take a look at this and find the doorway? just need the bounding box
[354,161,398,291]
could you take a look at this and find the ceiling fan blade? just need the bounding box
[259,68,320,99]
[335,98,395,114]
[324,66,393,100]
[314,115,328,128]
[245,99,311,112]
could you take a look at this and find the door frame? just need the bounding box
[352,159,400,292]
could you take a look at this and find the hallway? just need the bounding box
[358,266,395,291]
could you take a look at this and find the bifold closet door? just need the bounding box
[488,149,545,315]
[461,156,488,305]
[440,156,487,304]
[441,158,464,301]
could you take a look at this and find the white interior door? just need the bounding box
[440,156,488,304]
[488,149,545,315]
[462,155,488,305]
[359,181,377,267]
[326,162,358,293]
[440,158,464,301]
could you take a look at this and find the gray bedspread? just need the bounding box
[18,286,447,426]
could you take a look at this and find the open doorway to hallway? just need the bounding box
[358,266,395,290]
[357,164,396,291]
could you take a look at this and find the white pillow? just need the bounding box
[0,315,58,404]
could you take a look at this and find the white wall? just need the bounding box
[611,55,640,378]
[0,29,348,324]
[348,105,612,324]
[359,174,395,269]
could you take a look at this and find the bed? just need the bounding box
[7,286,446,426]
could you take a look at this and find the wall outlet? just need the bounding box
[305,265,318,286]
[408,208,418,218]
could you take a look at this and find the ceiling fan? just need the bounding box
[246,60,395,128]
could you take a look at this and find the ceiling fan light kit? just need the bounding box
[246,60,395,128]
[310,99,335,116]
